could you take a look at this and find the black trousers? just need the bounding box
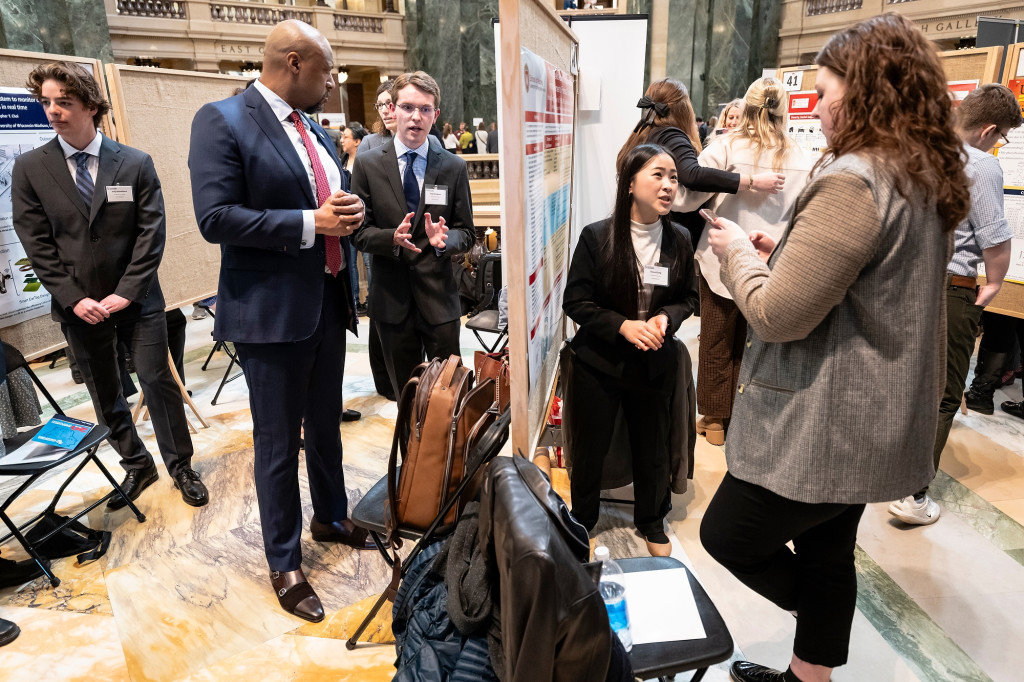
[700,473,865,667]
[368,320,395,400]
[64,311,193,478]
[234,274,350,571]
[377,309,461,398]
[569,356,673,540]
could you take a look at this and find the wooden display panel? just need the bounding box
[0,48,111,359]
[939,46,1003,84]
[984,42,1024,320]
[776,66,818,94]
[499,0,579,457]
[105,65,249,312]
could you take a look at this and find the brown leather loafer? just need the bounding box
[310,518,377,550]
[270,568,324,623]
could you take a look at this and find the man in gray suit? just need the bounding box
[351,71,475,397]
[12,62,208,510]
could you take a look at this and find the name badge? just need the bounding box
[105,185,134,202]
[643,265,670,287]
[424,184,448,204]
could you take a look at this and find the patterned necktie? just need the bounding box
[403,151,420,215]
[288,111,342,277]
[73,152,94,209]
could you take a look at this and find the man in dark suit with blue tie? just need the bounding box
[12,62,208,511]
[351,71,476,398]
[188,20,372,623]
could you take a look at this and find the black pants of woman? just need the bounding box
[569,356,673,540]
[700,473,866,667]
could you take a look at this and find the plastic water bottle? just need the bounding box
[594,545,632,651]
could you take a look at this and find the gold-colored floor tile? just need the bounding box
[0,605,129,681]
[180,633,395,681]
[992,498,1024,526]
[293,591,395,644]
[0,552,111,615]
[941,424,1024,502]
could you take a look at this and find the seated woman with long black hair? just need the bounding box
[562,143,699,557]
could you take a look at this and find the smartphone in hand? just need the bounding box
[699,208,719,224]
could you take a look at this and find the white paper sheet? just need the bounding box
[0,439,68,466]
[619,568,707,644]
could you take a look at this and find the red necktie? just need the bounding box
[289,111,342,277]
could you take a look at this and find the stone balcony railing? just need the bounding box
[208,3,312,25]
[113,0,390,33]
[116,0,188,19]
[466,154,500,181]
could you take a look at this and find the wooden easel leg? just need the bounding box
[132,389,146,423]
[168,351,209,429]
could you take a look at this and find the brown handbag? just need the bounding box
[474,349,510,414]
[386,355,497,546]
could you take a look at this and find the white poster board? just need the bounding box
[785,91,826,158]
[0,86,55,328]
[566,15,648,248]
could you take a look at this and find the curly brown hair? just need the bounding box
[616,78,702,174]
[26,62,109,128]
[814,13,968,232]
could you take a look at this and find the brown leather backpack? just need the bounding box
[386,354,496,545]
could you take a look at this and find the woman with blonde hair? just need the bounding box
[617,79,785,248]
[679,77,813,446]
[715,98,743,136]
[700,13,970,681]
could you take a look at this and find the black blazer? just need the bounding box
[647,126,740,247]
[12,135,166,325]
[562,219,698,380]
[189,86,357,344]
[350,135,475,326]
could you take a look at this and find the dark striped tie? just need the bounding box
[73,152,94,208]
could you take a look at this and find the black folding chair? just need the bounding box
[0,343,145,587]
[197,307,244,405]
[466,311,508,354]
[345,408,511,649]
[619,556,733,682]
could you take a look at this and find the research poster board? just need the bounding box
[105,65,248,312]
[0,49,110,359]
[785,90,825,158]
[0,87,55,328]
[499,0,579,457]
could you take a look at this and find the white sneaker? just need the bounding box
[888,494,941,525]
[191,305,208,320]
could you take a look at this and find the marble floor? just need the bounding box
[1,311,1022,681]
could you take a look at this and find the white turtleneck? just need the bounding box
[630,218,663,319]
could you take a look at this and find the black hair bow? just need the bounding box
[634,96,670,133]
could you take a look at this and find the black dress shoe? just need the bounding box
[341,409,361,422]
[730,661,793,682]
[1002,400,1024,419]
[0,556,45,589]
[310,518,377,550]
[0,618,20,647]
[173,466,209,507]
[270,569,324,623]
[107,463,159,511]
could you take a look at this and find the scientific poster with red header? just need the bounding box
[785,91,826,158]
[520,47,574,388]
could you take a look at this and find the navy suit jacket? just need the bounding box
[188,85,356,344]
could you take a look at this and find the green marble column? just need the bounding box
[0,0,112,62]
[404,0,497,129]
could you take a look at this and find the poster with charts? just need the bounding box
[991,79,1024,283]
[785,91,826,158]
[0,86,55,328]
[520,48,574,389]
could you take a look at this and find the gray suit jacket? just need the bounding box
[719,153,949,504]
[12,134,166,324]
[350,135,475,325]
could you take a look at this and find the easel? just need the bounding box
[131,351,210,434]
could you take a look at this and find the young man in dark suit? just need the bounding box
[189,20,372,623]
[12,61,208,511]
[351,71,476,398]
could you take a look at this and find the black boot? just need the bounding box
[965,351,1010,415]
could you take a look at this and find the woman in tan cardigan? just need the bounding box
[699,13,970,682]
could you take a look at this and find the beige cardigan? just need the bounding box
[677,134,813,298]
[717,152,950,504]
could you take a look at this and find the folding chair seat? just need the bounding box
[466,310,508,353]
[0,343,145,587]
[345,408,511,649]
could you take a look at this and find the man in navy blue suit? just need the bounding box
[188,20,373,623]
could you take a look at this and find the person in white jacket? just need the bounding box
[677,77,814,445]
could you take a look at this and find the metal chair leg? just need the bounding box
[202,341,223,371]
[92,455,146,523]
[0,510,58,587]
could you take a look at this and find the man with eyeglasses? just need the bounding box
[351,70,475,399]
[888,83,1021,526]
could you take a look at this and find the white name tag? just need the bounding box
[643,265,669,287]
[105,185,133,202]
[425,184,448,204]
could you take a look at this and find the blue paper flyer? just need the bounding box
[31,415,95,450]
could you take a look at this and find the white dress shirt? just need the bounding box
[253,80,343,251]
[59,130,102,185]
